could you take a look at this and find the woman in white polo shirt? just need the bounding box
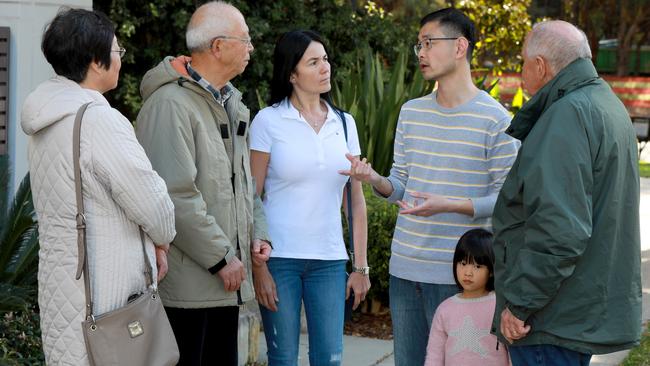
[249,30,370,366]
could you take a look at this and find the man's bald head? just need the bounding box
[186,1,244,53]
[524,20,592,76]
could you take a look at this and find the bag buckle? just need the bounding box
[128,320,144,338]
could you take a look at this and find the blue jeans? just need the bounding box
[389,275,458,366]
[260,258,347,366]
[509,344,592,366]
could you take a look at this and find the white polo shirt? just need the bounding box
[249,98,361,260]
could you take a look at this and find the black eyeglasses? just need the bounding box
[413,37,460,56]
[112,47,126,59]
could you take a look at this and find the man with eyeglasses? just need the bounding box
[135,1,271,365]
[342,7,519,365]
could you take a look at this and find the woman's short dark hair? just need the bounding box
[420,7,476,62]
[452,228,495,291]
[42,8,115,83]
[269,30,337,109]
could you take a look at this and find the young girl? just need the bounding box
[424,229,509,366]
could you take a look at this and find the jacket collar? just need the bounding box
[507,58,600,141]
[167,56,241,105]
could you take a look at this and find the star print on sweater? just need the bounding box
[449,316,490,357]
[425,292,509,366]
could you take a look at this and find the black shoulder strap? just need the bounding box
[335,108,349,142]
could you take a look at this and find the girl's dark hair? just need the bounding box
[269,30,337,110]
[42,7,115,82]
[452,228,495,291]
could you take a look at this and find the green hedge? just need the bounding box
[0,305,43,365]
[364,186,398,305]
[344,185,398,305]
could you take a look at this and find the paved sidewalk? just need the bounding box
[257,333,394,366]
[256,177,650,366]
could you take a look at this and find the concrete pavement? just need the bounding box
[255,176,650,366]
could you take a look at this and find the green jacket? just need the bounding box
[135,56,269,308]
[492,58,641,354]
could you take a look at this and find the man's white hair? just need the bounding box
[525,20,592,74]
[186,1,241,52]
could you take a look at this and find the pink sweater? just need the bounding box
[425,292,509,366]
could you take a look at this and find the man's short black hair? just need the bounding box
[420,7,476,62]
[42,8,115,82]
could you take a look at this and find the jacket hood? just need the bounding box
[140,56,193,102]
[21,76,107,135]
[140,56,243,105]
[507,58,600,141]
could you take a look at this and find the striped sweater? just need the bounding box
[383,90,519,284]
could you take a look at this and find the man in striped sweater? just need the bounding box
[342,8,519,366]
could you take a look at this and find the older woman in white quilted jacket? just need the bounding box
[20,8,176,365]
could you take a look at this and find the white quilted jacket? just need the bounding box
[21,76,176,365]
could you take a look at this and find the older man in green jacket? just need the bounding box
[492,20,641,365]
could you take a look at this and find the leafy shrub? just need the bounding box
[333,47,433,177]
[94,0,412,120]
[363,186,398,305]
[344,185,398,305]
[0,155,39,312]
[0,305,44,365]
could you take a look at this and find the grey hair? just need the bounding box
[525,20,592,74]
[186,1,241,52]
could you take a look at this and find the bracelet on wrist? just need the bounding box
[352,265,370,275]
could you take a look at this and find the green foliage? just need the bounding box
[621,322,650,366]
[94,0,412,120]
[641,162,650,178]
[333,47,432,176]
[363,186,398,304]
[0,156,42,364]
[0,156,39,313]
[371,0,533,74]
[456,0,532,73]
[0,307,44,365]
[343,185,397,305]
[94,0,194,120]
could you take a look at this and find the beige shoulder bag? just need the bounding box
[73,102,179,366]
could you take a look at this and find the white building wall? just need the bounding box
[0,0,91,192]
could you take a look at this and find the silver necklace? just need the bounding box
[293,99,326,128]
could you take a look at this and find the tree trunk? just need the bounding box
[634,29,649,75]
[616,2,647,76]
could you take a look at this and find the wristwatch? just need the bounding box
[352,265,370,275]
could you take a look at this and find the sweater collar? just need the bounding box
[507,58,600,141]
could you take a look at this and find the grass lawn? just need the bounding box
[621,323,650,365]
[642,162,650,178]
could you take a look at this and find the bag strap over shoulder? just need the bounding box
[334,108,354,261]
[72,102,153,321]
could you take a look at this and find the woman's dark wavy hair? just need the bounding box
[42,7,115,83]
[452,228,495,291]
[269,30,339,111]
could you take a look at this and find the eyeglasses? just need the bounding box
[211,35,253,48]
[413,37,459,57]
[112,47,126,59]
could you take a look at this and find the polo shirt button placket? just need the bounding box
[315,130,326,170]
